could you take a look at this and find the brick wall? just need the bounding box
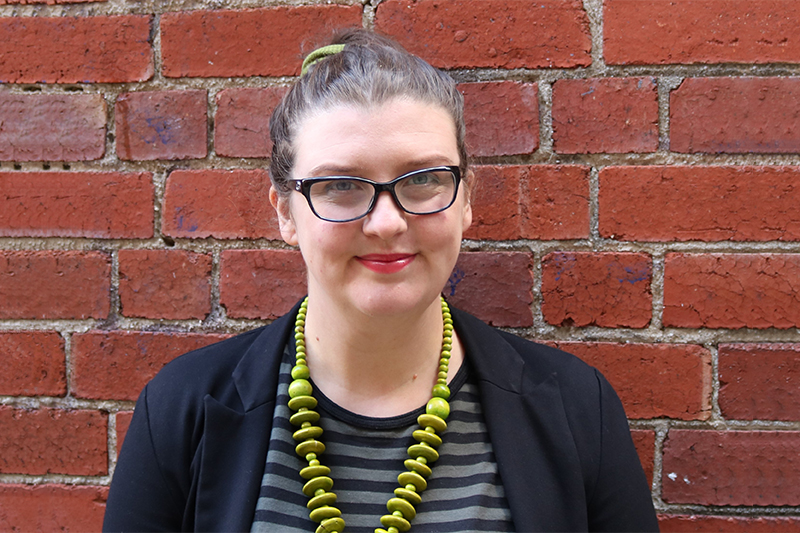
[1,0,799,530]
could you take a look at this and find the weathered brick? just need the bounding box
[630,429,655,486]
[662,430,800,505]
[663,254,800,329]
[118,250,212,320]
[552,78,658,154]
[719,344,800,421]
[115,411,134,453]
[460,82,538,157]
[0,251,110,320]
[72,331,230,401]
[658,514,800,533]
[551,342,711,420]
[162,169,279,240]
[465,165,590,241]
[115,90,207,161]
[541,252,652,328]
[376,0,591,69]
[0,94,105,162]
[215,87,288,158]
[161,6,362,78]
[0,407,107,475]
[605,0,800,65]
[445,252,533,327]
[0,15,152,83]
[600,166,800,242]
[0,172,154,238]
[0,485,107,532]
[220,250,307,320]
[671,78,800,153]
[0,332,66,397]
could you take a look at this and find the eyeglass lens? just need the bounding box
[306,168,457,222]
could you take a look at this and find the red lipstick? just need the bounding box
[356,254,415,274]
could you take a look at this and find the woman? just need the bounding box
[104,30,658,532]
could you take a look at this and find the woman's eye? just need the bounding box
[324,180,357,193]
[409,172,438,186]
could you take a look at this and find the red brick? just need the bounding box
[664,253,800,329]
[0,251,110,319]
[0,407,107,475]
[0,94,105,162]
[630,429,655,486]
[162,169,279,240]
[445,252,533,327]
[118,250,212,320]
[0,484,107,532]
[115,90,207,161]
[465,165,590,241]
[161,6,362,78]
[376,0,591,69]
[605,0,800,66]
[0,15,152,83]
[671,78,800,153]
[662,430,800,505]
[460,82,538,157]
[600,166,800,242]
[551,342,711,420]
[72,331,230,401]
[0,172,154,238]
[215,87,288,158]
[115,411,134,453]
[719,344,800,421]
[1,0,96,3]
[220,250,307,320]
[541,252,652,328]
[0,332,65,397]
[552,78,658,154]
[659,514,800,533]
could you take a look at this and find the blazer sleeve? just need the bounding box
[586,369,659,532]
[103,384,186,532]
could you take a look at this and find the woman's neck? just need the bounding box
[302,293,464,417]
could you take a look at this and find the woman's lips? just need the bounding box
[356,254,416,274]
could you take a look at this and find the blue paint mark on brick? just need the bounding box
[446,268,465,296]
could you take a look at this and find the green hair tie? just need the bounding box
[301,44,345,76]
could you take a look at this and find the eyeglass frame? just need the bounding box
[291,165,462,223]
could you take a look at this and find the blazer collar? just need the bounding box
[232,299,304,412]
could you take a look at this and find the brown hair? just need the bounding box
[269,29,468,195]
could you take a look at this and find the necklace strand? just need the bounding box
[287,296,454,533]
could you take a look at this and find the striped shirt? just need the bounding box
[251,344,514,532]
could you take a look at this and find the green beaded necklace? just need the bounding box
[287,296,454,533]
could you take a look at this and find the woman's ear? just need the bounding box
[269,186,299,245]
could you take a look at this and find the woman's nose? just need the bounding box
[362,191,408,239]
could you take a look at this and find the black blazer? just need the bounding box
[103,302,658,532]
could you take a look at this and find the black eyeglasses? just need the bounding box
[292,166,461,223]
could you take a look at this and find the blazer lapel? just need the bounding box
[194,302,301,532]
[453,308,587,531]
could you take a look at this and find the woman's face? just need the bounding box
[272,98,472,318]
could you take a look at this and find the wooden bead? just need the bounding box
[387,497,416,519]
[291,365,310,380]
[296,439,325,456]
[403,458,432,478]
[417,414,447,433]
[380,514,411,532]
[289,379,313,398]
[300,465,331,479]
[302,476,333,497]
[426,397,450,420]
[317,517,345,533]
[288,395,317,411]
[412,429,442,448]
[397,471,427,492]
[309,505,342,522]
[432,384,450,400]
[407,443,439,463]
[394,488,422,505]
[307,491,337,510]
[289,410,320,426]
[293,426,323,442]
